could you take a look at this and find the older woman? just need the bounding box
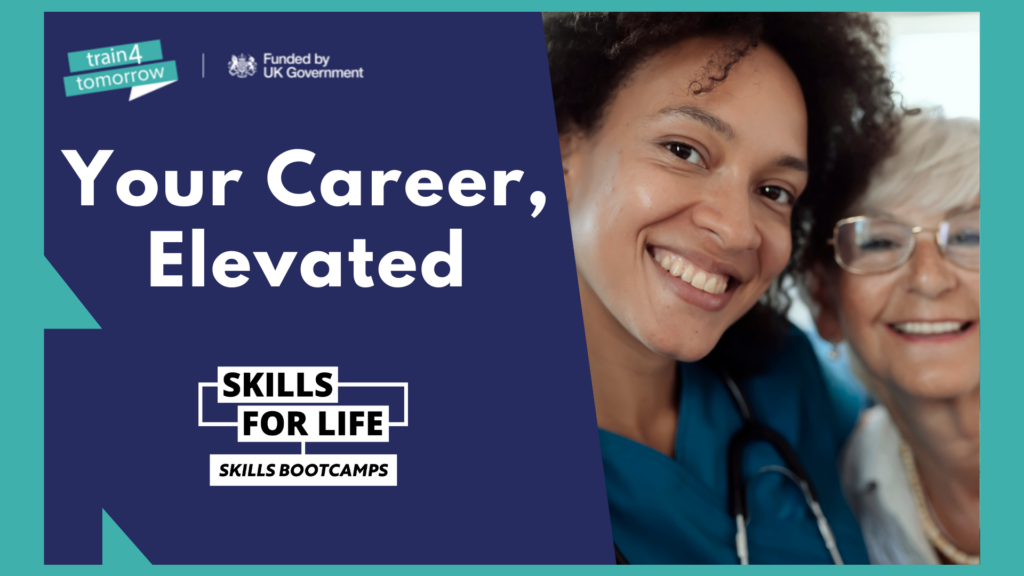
[546,13,899,563]
[804,112,980,564]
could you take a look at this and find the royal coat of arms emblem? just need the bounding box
[228,54,258,78]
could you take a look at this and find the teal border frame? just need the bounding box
[1,2,1016,573]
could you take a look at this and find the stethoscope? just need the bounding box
[613,371,844,565]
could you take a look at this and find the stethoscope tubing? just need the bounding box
[722,371,843,565]
[613,371,844,565]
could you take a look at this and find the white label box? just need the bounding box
[236,405,390,442]
[210,454,397,486]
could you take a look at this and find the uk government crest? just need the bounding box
[228,54,257,78]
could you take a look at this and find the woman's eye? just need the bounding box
[950,230,980,247]
[859,237,901,252]
[665,142,706,167]
[757,186,795,206]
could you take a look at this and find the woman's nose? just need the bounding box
[690,182,761,252]
[905,235,959,297]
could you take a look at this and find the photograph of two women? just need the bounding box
[546,12,979,564]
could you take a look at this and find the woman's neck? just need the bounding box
[579,275,679,457]
[881,383,980,556]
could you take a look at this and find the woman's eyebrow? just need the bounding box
[774,155,809,173]
[655,105,808,172]
[656,105,735,140]
[946,203,981,217]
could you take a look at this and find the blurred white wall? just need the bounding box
[877,12,980,119]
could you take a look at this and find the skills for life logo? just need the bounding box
[198,367,408,486]
[63,40,178,100]
[228,54,257,78]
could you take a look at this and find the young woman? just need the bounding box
[545,13,900,564]
[803,112,980,564]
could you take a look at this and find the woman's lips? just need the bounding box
[648,247,735,312]
[650,246,730,294]
[887,320,976,343]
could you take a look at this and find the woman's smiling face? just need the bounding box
[830,202,981,398]
[563,37,809,361]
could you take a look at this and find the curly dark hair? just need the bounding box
[545,12,902,376]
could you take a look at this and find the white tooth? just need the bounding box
[681,266,696,282]
[660,255,671,270]
[670,260,685,277]
[703,277,719,294]
[691,271,708,290]
[717,280,728,294]
[896,321,966,335]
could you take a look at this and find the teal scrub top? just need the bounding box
[601,326,870,564]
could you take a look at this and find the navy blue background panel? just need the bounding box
[44,12,611,564]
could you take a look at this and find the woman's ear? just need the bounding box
[559,130,581,204]
[809,266,844,343]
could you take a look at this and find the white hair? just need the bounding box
[854,109,980,215]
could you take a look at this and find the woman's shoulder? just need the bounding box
[742,321,843,400]
[842,406,902,498]
[721,322,858,444]
[841,406,939,564]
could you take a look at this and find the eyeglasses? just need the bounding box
[829,208,980,275]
